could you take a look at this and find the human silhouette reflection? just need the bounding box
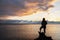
[40,18,47,33]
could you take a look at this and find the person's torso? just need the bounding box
[42,21,47,26]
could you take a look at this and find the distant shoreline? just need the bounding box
[0,23,60,25]
[0,20,60,25]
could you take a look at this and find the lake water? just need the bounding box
[0,24,60,40]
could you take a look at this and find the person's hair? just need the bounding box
[43,18,45,21]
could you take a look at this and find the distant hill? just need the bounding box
[0,20,60,24]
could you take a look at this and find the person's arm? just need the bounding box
[41,21,43,25]
[46,21,47,25]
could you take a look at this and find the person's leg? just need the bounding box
[44,26,46,33]
[40,26,42,32]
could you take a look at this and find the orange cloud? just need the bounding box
[0,0,55,17]
[14,0,55,16]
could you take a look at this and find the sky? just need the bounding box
[0,0,60,21]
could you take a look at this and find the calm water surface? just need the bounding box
[0,24,60,40]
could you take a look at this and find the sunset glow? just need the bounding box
[0,0,60,21]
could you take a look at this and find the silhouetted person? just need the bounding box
[40,18,47,33]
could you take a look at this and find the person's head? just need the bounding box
[43,18,45,21]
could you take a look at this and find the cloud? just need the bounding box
[0,0,54,17]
